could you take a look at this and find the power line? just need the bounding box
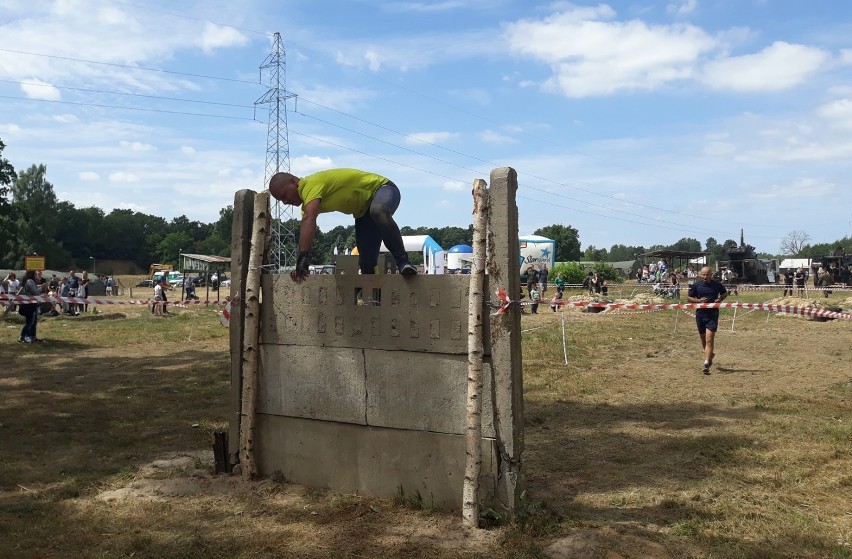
[295,97,773,230]
[0,79,254,109]
[0,94,255,120]
[0,47,262,86]
[0,13,787,241]
[0,21,777,234]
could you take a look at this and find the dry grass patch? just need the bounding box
[1,286,850,558]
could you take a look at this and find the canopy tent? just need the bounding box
[641,250,708,273]
[378,235,445,274]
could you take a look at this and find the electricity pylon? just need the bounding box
[255,32,297,271]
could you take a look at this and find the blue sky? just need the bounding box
[2,0,852,255]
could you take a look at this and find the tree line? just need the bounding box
[2,138,849,272]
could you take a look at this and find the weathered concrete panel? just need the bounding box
[258,345,366,424]
[255,414,497,510]
[365,351,495,437]
[261,274,491,354]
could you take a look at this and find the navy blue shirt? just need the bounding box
[688,280,727,317]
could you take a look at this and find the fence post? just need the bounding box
[228,189,256,470]
[487,167,524,520]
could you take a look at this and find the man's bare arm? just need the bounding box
[298,199,322,253]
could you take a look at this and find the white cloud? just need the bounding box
[330,30,497,73]
[109,171,139,183]
[748,177,836,200]
[817,98,852,128]
[199,22,249,54]
[20,79,61,101]
[120,141,156,152]
[78,171,100,181]
[181,145,196,154]
[443,180,466,191]
[701,42,829,92]
[504,6,717,97]
[703,141,735,156]
[479,129,518,144]
[667,0,698,16]
[291,155,334,175]
[0,123,22,134]
[53,114,78,123]
[296,85,377,113]
[385,1,470,13]
[405,131,459,145]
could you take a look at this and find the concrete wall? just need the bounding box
[232,168,523,515]
[254,274,497,509]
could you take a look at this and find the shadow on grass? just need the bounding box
[524,398,758,522]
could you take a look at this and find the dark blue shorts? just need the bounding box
[696,314,719,333]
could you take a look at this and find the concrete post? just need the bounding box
[487,167,524,519]
[228,189,256,468]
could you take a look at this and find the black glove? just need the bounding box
[292,251,311,282]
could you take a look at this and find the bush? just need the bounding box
[552,261,622,285]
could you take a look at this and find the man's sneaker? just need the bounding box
[23,336,34,344]
[702,361,711,374]
[399,262,417,277]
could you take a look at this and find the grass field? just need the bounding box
[1,285,850,558]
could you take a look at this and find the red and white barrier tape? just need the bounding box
[493,288,852,320]
[0,294,231,307]
[220,300,232,327]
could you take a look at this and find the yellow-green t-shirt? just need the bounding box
[298,168,389,218]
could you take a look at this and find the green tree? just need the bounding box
[11,164,63,266]
[156,231,193,265]
[670,237,702,253]
[534,224,581,261]
[0,138,18,267]
[608,244,645,262]
[583,245,608,261]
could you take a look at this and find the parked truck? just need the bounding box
[135,263,175,287]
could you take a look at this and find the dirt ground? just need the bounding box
[2,288,851,558]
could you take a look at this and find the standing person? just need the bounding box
[782,268,794,297]
[268,169,417,281]
[554,272,565,299]
[529,284,541,314]
[80,271,90,312]
[67,270,80,315]
[18,270,42,343]
[669,269,680,299]
[687,266,729,374]
[794,266,806,297]
[2,272,19,317]
[525,265,539,298]
[59,278,74,315]
[539,264,549,294]
[105,275,113,296]
[818,266,833,297]
[591,271,603,294]
[153,279,165,317]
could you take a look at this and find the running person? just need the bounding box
[687,266,728,374]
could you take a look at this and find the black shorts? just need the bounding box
[696,314,719,333]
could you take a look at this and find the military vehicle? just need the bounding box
[809,247,852,287]
[716,230,777,284]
